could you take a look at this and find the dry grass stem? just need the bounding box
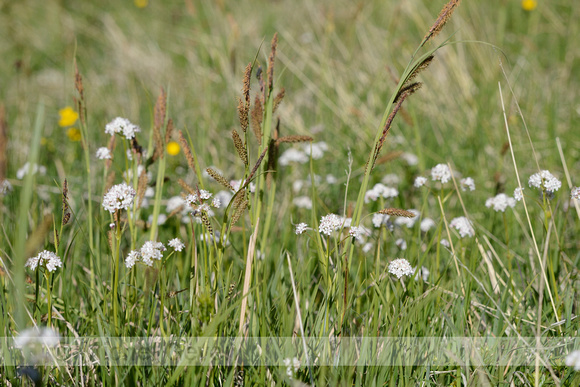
[0,104,6,183]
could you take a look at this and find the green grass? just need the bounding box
[1,0,580,385]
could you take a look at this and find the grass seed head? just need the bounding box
[423,0,462,44]
[251,94,263,145]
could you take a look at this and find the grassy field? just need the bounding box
[1,0,580,385]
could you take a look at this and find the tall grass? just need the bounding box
[1,0,579,385]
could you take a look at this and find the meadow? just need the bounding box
[1,0,580,385]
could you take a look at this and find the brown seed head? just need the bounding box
[178,131,196,173]
[272,88,285,113]
[275,135,313,145]
[423,0,462,44]
[251,94,263,145]
[267,33,278,96]
[206,168,233,190]
[231,129,248,165]
[378,208,416,218]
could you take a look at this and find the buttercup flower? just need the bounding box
[388,258,415,279]
[485,193,516,212]
[521,0,537,12]
[58,106,78,127]
[66,128,81,142]
[102,183,136,213]
[166,141,180,156]
[25,250,62,272]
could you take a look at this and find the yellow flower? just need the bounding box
[166,141,180,156]
[134,0,148,8]
[67,128,82,142]
[58,106,79,127]
[521,0,537,11]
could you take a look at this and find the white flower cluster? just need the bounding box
[1,179,12,195]
[528,170,561,193]
[279,148,309,166]
[105,117,141,140]
[295,223,308,235]
[571,187,580,200]
[304,141,328,159]
[388,258,415,279]
[96,147,112,160]
[414,176,427,188]
[168,238,185,252]
[394,209,420,228]
[102,183,136,213]
[514,187,524,201]
[25,250,62,272]
[125,241,167,268]
[372,213,390,228]
[449,216,475,238]
[283,357,301,379]
[364,183,398,203]
[16,162,47,180]
[460,177,475,191]
[14,327,60,349]
[420,218,436,232]
[292,196,313,209]
[230,179,256,193]
[485,193,516,212]
[319,214,344,235]
[566,350,580,371]
[431,164,452,183]
[185,189,220,218]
